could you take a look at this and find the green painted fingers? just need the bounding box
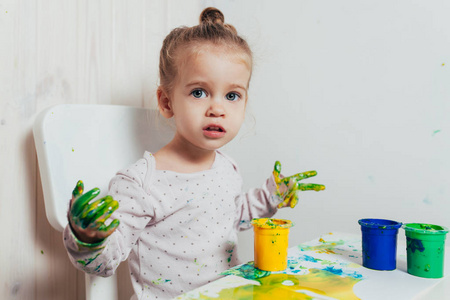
[273,161,325,209]
[70,180,120,242]
[72,180,84,198]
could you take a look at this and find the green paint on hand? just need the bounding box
[72,180,84,198]
[272,161,325,208]
[69,181,120,244]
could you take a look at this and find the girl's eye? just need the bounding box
[226,92,240,101]
[191,89,206,99]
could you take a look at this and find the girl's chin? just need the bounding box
[177,133,235,152]
[195,139,230,151]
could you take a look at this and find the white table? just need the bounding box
[175,232,449,300]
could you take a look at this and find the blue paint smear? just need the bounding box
[323,266,343,275]
[323,266,364,279]
[345,271,364,279]
[288,259,299,269]
[300,255,321,263]
[407,238,425,253]
[423,197,432,205]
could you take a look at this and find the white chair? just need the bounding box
[33,104,173,300]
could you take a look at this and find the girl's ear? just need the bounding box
[157,87,174,118]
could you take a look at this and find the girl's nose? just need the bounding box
[206,99,225,117]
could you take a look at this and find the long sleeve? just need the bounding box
[63,157,155,277]
[234,174,283,231]
[214,151,284,231]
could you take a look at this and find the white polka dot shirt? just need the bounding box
[63,150,281,299]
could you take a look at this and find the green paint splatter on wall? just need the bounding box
[432,130,441,136]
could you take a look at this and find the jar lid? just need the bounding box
[251,218,293,229]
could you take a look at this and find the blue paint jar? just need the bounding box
[358,218,402,271]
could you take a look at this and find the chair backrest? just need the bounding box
[34,104,173,300]
[34,104,173,232]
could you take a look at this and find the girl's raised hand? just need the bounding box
[273,161,325,209]
[69,180,120,245]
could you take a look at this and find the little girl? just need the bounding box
[64,7,324,300]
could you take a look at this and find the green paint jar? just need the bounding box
[403,223,448,278]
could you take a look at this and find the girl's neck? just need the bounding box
[154,136,217,173]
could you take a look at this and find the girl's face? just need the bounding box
[160,45,251,152]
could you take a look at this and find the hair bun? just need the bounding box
[199,7,225,25]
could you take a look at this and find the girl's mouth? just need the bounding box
[203,125,226,138]
[204,126,224,132]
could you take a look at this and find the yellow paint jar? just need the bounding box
[251,218,293,271]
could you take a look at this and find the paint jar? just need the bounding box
[403,223,448,278]
[251,218,293,271]
[358,218,402,271]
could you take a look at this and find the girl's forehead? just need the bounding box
[178,42,252,71]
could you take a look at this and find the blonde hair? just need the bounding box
[159,7,253,95]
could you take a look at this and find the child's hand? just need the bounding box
[273,161,325,209]
[69,180,120,244]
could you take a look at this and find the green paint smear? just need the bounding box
[77,253,101,267]
[202,269,362,300]
[226,241,236,263]
[420,224,435,231]
[94,263,102,272]
[152,278,171,285]
[227,249,234,263]
[432,130,441,136]
[221,262,271,280]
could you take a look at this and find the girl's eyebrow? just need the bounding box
[229,83,247,92]
[185,81,247,92]
[185,81,209,88]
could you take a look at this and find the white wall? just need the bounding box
[206,0,450,262]
[1,0,450,298]
[1,1,201,299]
